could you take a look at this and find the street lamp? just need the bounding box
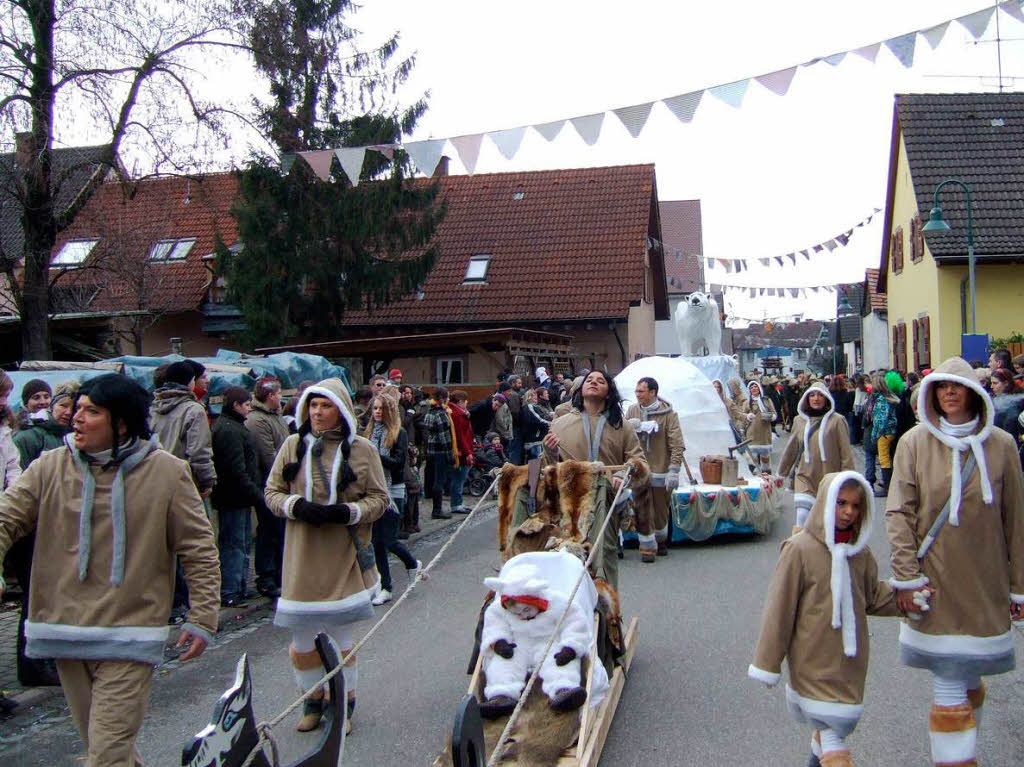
[922,179,976,333]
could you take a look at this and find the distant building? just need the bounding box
[860,268,889,372]
[731,320,833,376]
[836,282,865,374]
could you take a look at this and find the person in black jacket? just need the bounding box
[212,386,264,607]
[363,395,420,605]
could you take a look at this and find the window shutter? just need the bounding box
[912,215,924,262]
[893,324,900,370]
[921,316,931,367]
[912,318,920,370]
[901,323,908,373]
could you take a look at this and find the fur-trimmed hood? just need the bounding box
[295,378,357,444]
[916,357,996,525]
[797,382,836,463]
[727,378,745,401]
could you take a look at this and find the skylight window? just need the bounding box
[52,239,98,267]
[464,255,491,283]
[148,238,196,262]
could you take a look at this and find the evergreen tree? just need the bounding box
[221,0,444,348]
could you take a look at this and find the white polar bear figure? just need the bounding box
[674,291,722,356]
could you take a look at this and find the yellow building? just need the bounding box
[879,93,1024,372]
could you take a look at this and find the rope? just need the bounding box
[484,465,634,767]
[238,475,500,767]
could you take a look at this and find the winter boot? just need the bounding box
[296,693,325,732]
[346,696,355,735]
[549,686,588,713]
[819,751,853,767]
[968,681,985,730]
[656,541,668,557]
[479,695,518,719]
[874,468,892,497]
[929,702,977,766]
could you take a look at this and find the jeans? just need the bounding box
[253,501,284,589]
[218,507,252,600]
[863,433,877,485]
[449,464,470,510]
[508,435,524,465]
[373,502,417,591]
[429,455,451,512]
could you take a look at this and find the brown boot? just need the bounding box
[656,541,668,557]
[819,751,853,767]
[640,548,656,563]
[929,703,977,766]
[296,692,325,732]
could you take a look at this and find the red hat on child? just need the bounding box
[501,594,549,613]
[389,368,402,379]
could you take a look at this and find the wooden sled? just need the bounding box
[437,615,639,767]
[181,633,345,767]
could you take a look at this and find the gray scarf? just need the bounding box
[66,434,158,586]
[580,412,608,462]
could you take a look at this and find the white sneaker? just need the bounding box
[371,589,392,605]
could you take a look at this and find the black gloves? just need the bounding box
[554,646,576,666]
[492,639,516,659]
[292,498,352,526]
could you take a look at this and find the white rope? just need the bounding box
[485,465,633,767]
[239,476,500,767]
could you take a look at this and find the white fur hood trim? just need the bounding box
[797,383,835,463]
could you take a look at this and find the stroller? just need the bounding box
[466,440,505,497]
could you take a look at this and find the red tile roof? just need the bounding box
[659,200,703,294]
[863,268,886,313]
[343,164,664,326]
[51,173,239,314]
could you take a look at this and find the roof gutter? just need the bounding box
[611,322,627,369]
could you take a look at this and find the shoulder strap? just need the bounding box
[916,451,978,560]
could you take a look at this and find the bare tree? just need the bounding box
[0,0,247,359]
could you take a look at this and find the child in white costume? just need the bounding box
[479,550,609,719]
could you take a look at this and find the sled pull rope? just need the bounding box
[485,465,634,767]
[239,475,501,767]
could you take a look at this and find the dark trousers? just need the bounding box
[217,507,252,600]
[429,455,451,512]
[403,490,421,531]
[373,504,417,592]
[508,434,524,465]
[863,432,878,485]
[253,501,284,588]
[5,535,58,686]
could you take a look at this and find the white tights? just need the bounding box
[290,624,357,699]
[812,728,847,755]
[933,674,981,707]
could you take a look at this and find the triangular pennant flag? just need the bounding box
[755,67,797,96]
[709,79,750,108]
[922,20,950,48]
[759,258,771,266]
[852,42,881,62]
[613,102,654,138]
[404,139,447,176]
[873,207,882,214]
[280,154,297,174]
[707,258,715,270]
[298,149,334,181]
[750,288,756,298]
[1000,1,1024,25]
[790,288,799,298]
[885,32,917,68]
[801,250,810,259]
[775,256,784,266]
[812,287,820,293]
[957,7,994,39]
[451,134,484,174]
[813,244,824,253]
[334,147,366,187]
[489,127,526,160]
[759,288,765,296]
[787,253,796,265]
[836,233,850,246]
[725,261,734,273]
[370,144,395,160]
[823,239,838,252]
[533,120,565,142]
[824,52,847,66]
[570,113,604,146]
[663,91,703,122]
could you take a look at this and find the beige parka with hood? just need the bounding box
[736,380,776,449]
[885,357,1024,678]
[265,378,391,629]
[749,471,898,736]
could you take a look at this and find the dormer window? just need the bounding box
[52,239,98,268]
[463,254,491,284]
[148,238,196,262]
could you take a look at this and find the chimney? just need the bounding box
[432,155,450,178]
[14,132,33,167]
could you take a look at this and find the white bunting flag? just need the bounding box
[759,288,766,296]
[334,147,366,187]
[750,288,756,298]
[921,22,950,49]
[823,239,838,252]
[613,102,654,138]
[663,91,703,122]
[790,288,799,298]
[957,7,995,39]
[533,120,565,142]
[489,127,526,160]
[824,52,847,66]
[570,113,604,145]
[802,250,810,260]
[775,256,784,266]
[1001,1,1024,25]
[709,79,750,108]
[759,258,771,266]
[787,253,797,265]
[755,67,797,96]
[451,134,484,174]
[370,144,395,160]
[852,42,881,62]
[404,139,447,176]
[299,150,334,181]
[885,32,917,68]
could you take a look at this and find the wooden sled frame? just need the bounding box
[451,614,639,767]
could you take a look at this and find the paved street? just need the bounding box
[2,438,1023,765]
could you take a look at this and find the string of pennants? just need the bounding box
[709,284,842,299]
[700,207,881,273]
[283,1,1024,184]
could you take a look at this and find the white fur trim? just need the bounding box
[346,502,362,524]
[929,728,977,764]
[637,533,656,549]
[296,385,357,444]
[277,584,378,616]
[810,732,822,758]
[282,494,302,519]
[899,622,1014,656]
[888,574,929,590]
[798,385,835,462]
[302,432,345,505]
[747,664,780,686]
[822,471,873,657]
[25,621,170,643]
[793,492,815,509]
[1010,593,1024,604]
[785,685,863,721]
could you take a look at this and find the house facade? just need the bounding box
[731,320,832,376]
[860,268,889,373]
[879,93,1024,373]
[836,282,865,375]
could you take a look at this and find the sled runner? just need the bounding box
[181,633,345,767]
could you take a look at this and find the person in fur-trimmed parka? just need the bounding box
[885,357,1024,767]
[749,471,899,767]
[778,381,855,533]
[737,380,776,471]
[265,378,391,734]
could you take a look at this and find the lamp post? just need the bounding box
[922,179,975,333]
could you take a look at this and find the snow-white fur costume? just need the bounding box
[481,551,609,707]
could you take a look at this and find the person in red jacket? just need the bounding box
[448,390,476,514]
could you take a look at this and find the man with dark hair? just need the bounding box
[990,348,1012,372]
[213,386,264,607]
[505,376,524,464]
[422,388,454,519]
[0,374,218,766]
[246,377,289,598]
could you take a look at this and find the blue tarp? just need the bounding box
[755,347,794,358]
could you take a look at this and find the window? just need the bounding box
[435,357,465,384]
[910,215,924,263]
[891,226,904,273]
[148,238,196,262]
[893,322,908,373]
[463,255,491,283]
[795,348,807,360]
[52,239,98,267]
